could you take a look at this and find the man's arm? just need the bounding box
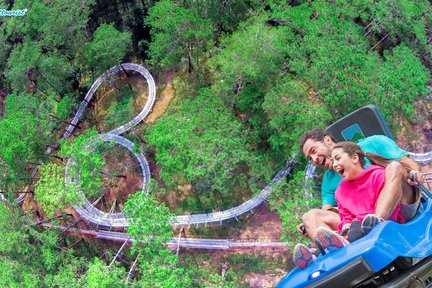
[399,155,420,171]
[399,155,423,184]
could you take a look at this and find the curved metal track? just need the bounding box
[65,63,297,229]
[44,224,290,250]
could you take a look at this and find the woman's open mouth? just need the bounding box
[335,167,345,177]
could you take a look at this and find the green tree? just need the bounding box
[210,16,289,104]
[262,78,332,154]
[183,0,265,34]
[125,190,192,287]
[43,258,86,288]
[59,129,107,201]
[35,130,112,218]
[367,45,429,121]
[209,16,292,144]
[268,170,321,245]
[269,1,430,125]
[135,261,192,288]
[86,258,126,288]
[4,0,96,95]
[370,0,432,51]
[125,188,173,249]
[34,163,75,217]
[145,0,215,72]
[0,93,56,185]
[0,203,86,287]
[146,88,255,210]
[183,255,240,288]
[105,86,136,130]
[4,40,42,94]
[3,0,96,98]
[0,25,11,89]
[83,24,131,75]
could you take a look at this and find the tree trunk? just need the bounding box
[108,236,131,268]
[125,253,140,284]
[49,114,82,129]
[38,70,64,99]
[120,64,133,90]
[187,43,194,73]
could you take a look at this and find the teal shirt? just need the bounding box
[321,135,408,206]
[322,170,342,206]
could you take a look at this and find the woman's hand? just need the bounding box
[340,223,351,236]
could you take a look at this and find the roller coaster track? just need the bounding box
[62,63,297,230]
[407,151,432,165]
[44,224,290,250]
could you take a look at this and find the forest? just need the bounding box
[0,0,431,287]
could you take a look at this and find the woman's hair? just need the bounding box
[332,141,392,167]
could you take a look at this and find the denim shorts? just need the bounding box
[400,187,421,222]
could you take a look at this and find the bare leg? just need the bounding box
[375,161,410,219]
[302,209,340,243]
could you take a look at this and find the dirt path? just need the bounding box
[146,74,175,123]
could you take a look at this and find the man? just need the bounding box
[296,128,422,243]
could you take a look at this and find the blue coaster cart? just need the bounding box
[277,105,432,288]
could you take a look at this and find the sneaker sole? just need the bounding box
[316,228,344,253]
[361,214,382,234]
[293,244,315,269]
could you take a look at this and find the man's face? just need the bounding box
[302,137,333,169]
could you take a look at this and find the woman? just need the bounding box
[332,141,405,236]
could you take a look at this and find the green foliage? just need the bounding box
[4,39,42,94]
[210,16,290,122]
[371,0,432,49]
[83,24,131,75]
[125,190,191,287]
[183,0,265,34]
[125,189,173,250]
[211,17,288,92]
[0,1,431,286]
[6,0,95,48]
[105,87,137,130]
[59,129,107,200]
[183,255,240,288]
[368,45,429,121]
[145,0,215,71]
[229,254,265,274]
[43,258,86,288]
[4,0,95,95]
[135,260,192,288]
[86,258,126,288]
[56,94,76,120]
[262,77,332,154]
[0,203,87,287]
[146,88,255,210]
[35,163,68,217]
[0,90,74,199]
[268,170,321,245]
[268,1,430,124]
[0,93,56,184]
